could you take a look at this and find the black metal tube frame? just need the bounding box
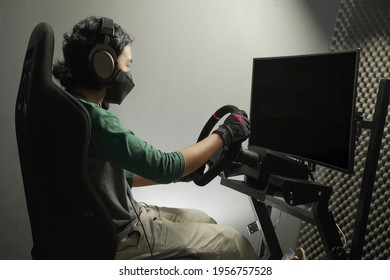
[350,78,390,259]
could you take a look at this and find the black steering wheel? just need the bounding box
[192,105,243,186]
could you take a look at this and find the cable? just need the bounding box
[129,199,154,260]
[336,222,347,248]
[273,210,282,229]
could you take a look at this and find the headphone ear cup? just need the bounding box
[89,43,117,82]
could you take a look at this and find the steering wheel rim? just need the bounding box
[192,105,242,186]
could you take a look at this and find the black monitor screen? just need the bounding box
[249,49,360,173]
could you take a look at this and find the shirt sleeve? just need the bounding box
[82,101,185,184]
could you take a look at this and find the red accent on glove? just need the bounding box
[232,113,243,125]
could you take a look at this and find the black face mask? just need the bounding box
[104,71,135,105]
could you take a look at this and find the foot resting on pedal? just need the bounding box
[292,247,306,260]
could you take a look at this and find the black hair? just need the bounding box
[53,16,133,90]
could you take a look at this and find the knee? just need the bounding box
[191,209,217,224]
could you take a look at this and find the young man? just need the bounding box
[53,16,258,259]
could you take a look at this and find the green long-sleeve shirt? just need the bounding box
[77,96,185,185]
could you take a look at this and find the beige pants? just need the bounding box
[116,204,259,260]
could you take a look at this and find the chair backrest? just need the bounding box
[15,22,117,259]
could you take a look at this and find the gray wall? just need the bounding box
[0,0,340,259]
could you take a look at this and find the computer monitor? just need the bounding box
[249,49,360,174]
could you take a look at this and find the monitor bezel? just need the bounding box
[249,49,360,174]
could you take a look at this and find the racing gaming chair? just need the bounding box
[15,22,117,259]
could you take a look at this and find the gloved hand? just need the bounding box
[212,110,251,147]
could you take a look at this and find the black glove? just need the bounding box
[212,110,251,147]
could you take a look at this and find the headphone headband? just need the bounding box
[101,17,114,36]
